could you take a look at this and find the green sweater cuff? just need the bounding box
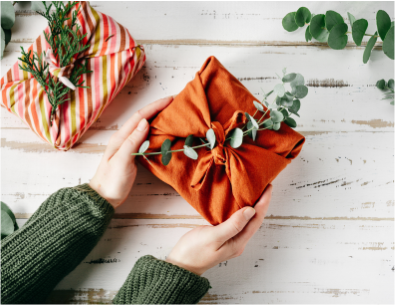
[113,255,211,304]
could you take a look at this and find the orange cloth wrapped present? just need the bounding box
[1,2,145,150]
[139,56,305,225]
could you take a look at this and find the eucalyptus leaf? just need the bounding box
[280,108,289,119]
[328,23,348,50]
[251,128,257,141]
[253,101,264,112]
[274,83,285,97]
[183,145,198,160]
[262,118,273,129]
[206,128,216,149]
[138,140,150,153]
[290,73,304,88]
[376,10,391,41]
[376,79,386,90]
[295,7,311,28]
[295,85,308,99]
[305,25,313,42]
[1,28,5,59]
[285,117,297,128]
[310,14,329,42]
[347,12,356,28]
[185,135,194,147]
[388,79,394,90]
[161,151,172,166]
[363,31,378,64]
[276,96,282,106]
[352,19,368,46]
[280,95,293,107]
[1,201,18,230]
[161,139,171,155]
[1,2,15,30]
[1,212,14,239]
[265,90,274,98]
[325,10,344,32]
[270,110,284,123]
[247,121,253,139]
[383,26,394,60]
[282,12,299,32]
[273,122,281,131]
[288,99,301,116]
[245,112,259,129]
[4,28,11,46]
[228,128,243,148]
[282,73,297,83]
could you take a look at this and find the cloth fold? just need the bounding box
[139,56,305,225]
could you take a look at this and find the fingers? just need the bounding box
[232,184,273,248]
[212,206,256,244]
[104,96,174,159]
[113,118,149,164]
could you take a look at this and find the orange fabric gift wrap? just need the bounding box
[139,56,305,225]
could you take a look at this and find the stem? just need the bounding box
[132,142,210,156]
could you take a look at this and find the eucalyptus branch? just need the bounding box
[376,78,394,105]
[135,69,308,166]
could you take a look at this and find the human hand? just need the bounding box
[89,96,174,209]
[166,184,273,275]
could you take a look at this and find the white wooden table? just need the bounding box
[1,2,394,304]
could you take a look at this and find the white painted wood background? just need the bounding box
[1,1,394,304]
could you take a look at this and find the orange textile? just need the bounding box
[139,56,305,225]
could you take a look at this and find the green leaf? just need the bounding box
[1,2,15,30]
[274,83,285,97]
[352,19,368,46]
[138,140,150,153]
[253,101,264,112]
[280,94,293,107]
[305,25,313,42]
[282,12,299,32]
[183,145,198,160]
[280,108,289,119]
[289,99,301,116]
[206,128,216,149]
[328,23,348,50]
[273,122,281,131]
[376,10,391,41]
[363,31,378,64]
[228,128,243,148]
[285,117,297,128]
[4,28,11,45]
[265,90,274,98]
[161,139,171,155]
[388,79,394,90]
[251,128,257,141]
[383,26,394,60]
[325,10,344,32]
[1,202,18,239]
[185,135,194,147]
[376,79,386,90]
[1,27,5,59]
[347,12,356,28]
[310,14,329,42]
[290,73,305,88]
[245,112,259,129]
[282,73,297,82]
[161,151,172,166]
[1,201,17,230]
[295,85,308,99]
[295,7,311,28]
[270,110,284,123]
[262,118,273,129]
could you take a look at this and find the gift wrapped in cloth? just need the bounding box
[139,56,305,225]
[1,1,145,150]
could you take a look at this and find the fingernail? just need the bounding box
[243,207,256,220]
[137,118,148,131]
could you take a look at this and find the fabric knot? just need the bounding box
[44,49,76,90]
[210,121,226,165]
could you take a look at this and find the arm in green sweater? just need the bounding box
[1,184,210,304]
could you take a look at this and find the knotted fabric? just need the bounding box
[139,56,305,225]
[1,1,145,150]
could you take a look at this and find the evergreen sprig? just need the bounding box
[18,1,91,124]
[133,69,308,166]
[282,7,394,63]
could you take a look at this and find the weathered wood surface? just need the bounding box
[1,1,394,304]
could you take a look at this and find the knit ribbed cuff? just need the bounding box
[113,255,211,304]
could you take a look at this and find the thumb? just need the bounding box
[213,207,256,243]
[114,118,149,163]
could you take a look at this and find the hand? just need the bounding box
[89,96,174,209]
[166,184,273,275]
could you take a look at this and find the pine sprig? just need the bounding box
[133,69,307,166]
[18,1,91,124]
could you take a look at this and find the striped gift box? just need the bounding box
[1,1,146,150]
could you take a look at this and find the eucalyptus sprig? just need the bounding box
[282,7,394,63]
[18,1,91,124]
[376,78,394,105]
[133,69,308,166]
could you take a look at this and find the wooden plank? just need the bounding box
[2,131,394,220]
[10,218,391,304]
[10,2,394,46]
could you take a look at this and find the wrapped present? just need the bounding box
[1,1,145,150]
[139,56,305,225]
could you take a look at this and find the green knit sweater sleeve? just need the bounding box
[113,255,211,304]
[0,183,114,304]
